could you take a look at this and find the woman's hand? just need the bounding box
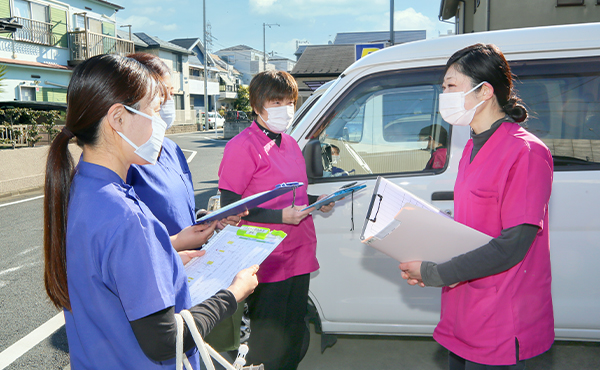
[217,210,249,230]
[178,249,206,266]
[399,261,425,287]
[316,194,335,213]
[227,265,260,302]
[282,205,311,225]
[170,221,217,251]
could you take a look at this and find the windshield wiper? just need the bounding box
[553,156,598,166]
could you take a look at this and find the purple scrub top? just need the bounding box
[64,161,199,369]
[127,137,196,235]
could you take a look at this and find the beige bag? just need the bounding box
[175,309,263,370]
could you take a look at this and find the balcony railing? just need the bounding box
[219,85,238,92]
[12,17,54,46]
[189,75,219,83]
[68,30,134,65]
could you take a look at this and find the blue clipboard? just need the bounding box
[196,182,304,224]
[301,182,367,211]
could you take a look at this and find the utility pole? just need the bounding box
[203,0,208,130]
[390,0,394,45]
[263,23,279,71]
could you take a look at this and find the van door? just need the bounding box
[511,56,600,339]
[303,66,465,333]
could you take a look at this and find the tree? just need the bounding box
[233,85,251,114]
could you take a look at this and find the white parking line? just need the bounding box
[0,195,44,208]
[0,312,65,369]
[181,149,197,164]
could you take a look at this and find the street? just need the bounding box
[0,130,599,369]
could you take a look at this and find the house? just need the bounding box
[267,54,295,73]
[210,53,242,111]
[291,44,355,107]
[439,0,600,34]
[0,0,134,103]
[169,37,220,115]
[291,30,427,105]
[215,45,274,85]
[333,30,426,45]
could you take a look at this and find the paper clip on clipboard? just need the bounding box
[236,226,288,240]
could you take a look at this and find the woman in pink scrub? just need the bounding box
[400,44,554,369]
[218,70,333,369]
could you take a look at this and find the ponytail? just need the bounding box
[44,130,75,310]
[502,97,528,123]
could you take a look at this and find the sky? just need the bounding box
[113,0,455,60]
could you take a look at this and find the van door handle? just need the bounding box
[431,191,454,201]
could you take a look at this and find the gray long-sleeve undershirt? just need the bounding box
[421,224,539,287]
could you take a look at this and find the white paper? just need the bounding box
[185,225,285,306]
[364,204,492,264]
[362,177,449,241]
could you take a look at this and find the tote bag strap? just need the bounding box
[177,309,265,370]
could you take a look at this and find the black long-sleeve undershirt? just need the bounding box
[130,289,237,362]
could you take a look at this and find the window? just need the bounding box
[227,55,235,64]
[556,0,584,5]
[20,87,36,101]
[174,54,183,73]
[87,18,101,34]
[174,94,184,110]
[307,67,450,179]
[12,0,51,45]
[511,56,600,169]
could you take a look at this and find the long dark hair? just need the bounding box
[128,52,171,103]
[445,43,527,123]
[44,54,154,310]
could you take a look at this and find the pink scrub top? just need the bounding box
[218,122,319,283]
[433,122,554,365]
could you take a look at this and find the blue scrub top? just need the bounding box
[127,138,196,235]
[64,161,199,369]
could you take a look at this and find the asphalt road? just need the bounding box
[1,129,599,369]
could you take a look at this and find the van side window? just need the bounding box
[309,67,450,179]
[513,56,600,169]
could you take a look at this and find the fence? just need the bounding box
[12,17,54,46]
[0,125,29,147]
[69,30,135,62]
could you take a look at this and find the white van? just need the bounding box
[287,22,600,346]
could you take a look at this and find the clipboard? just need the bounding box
[360,177,492,264]
[196,182,303,224]
[300,182,367,211]
[185,225,287,305]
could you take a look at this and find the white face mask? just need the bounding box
[259,105,294,133]
[439,81,487,126]
[117,105,167,165]
[159,98,176,129]
[331,155,340,165]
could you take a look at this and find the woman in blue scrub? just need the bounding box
[43,54,258,369]
[126,53,205,238]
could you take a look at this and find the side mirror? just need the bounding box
[302,139,323,183]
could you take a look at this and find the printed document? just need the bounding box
[185,225,285,305]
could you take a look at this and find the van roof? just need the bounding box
[347,22,600,74]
